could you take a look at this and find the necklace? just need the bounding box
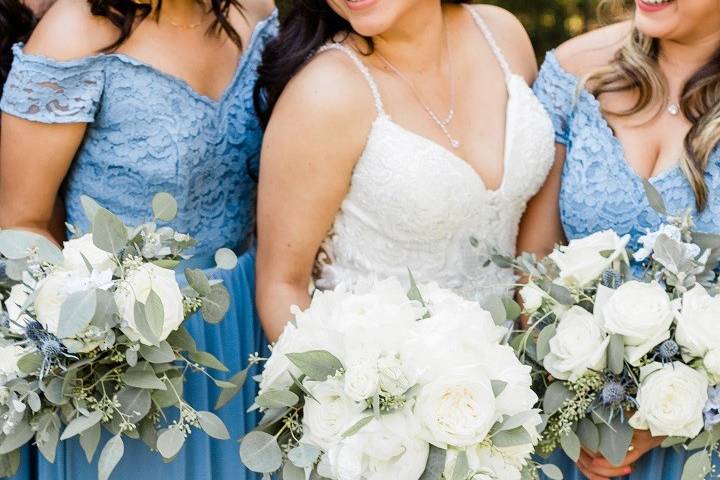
[167,19,203,29]
[667,102,680,116]
[374,18,460,149]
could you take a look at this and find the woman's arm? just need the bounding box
[256,51,375,342]
[517,145,566,258]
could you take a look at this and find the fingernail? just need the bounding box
[592,458,601,466]
[624,467,633,474]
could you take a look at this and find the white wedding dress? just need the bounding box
[315,6,555,302]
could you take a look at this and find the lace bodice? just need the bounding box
[534,51,720,254]
[315,6,555,302]
[0,12,278,257]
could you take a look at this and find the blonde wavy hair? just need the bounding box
[587,0,720,210]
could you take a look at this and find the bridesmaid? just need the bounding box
[0,0,276,478]
[0,0,35,104]
[521,0,720,479]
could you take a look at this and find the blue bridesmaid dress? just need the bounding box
[533,51,720,479]
[0,11,278,480]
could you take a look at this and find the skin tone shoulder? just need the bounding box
[519,1,720,478]
[256,0,537,342]
[0,0,274,241]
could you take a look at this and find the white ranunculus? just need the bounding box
[302,378,367,452]
[629,362,707,438]
[115,264,184,345]
[519,283,544,312]
[415,368,497,448]
[676,285,720,360]
[317,409,429,480]
[549,231,630,287]
[599,281,674,365]
[33,271,73,335]
[0,345,25,382]
[704,349,720,382]
[544,306,609,382]
[63,234,116,274]
[343,363,379,402]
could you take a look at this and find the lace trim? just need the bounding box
[463,5,513,81]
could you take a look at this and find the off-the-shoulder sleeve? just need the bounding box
[0,44,105,124]
[533,51,578,146]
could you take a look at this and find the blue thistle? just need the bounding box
[601,269,624,289]
[655,340,680,363]
[600,380,627,408]
[23,320,73,377]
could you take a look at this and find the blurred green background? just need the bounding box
[276,0,605,57]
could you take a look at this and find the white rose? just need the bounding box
[259,323,305,394]
[629,362,707,438]
[599,281,674,365]
[464,445,522,480]
[415,368,497,448]
[704,349,720,383]
[544,306,609,382]
[549,231,629,287]
[0,345,25,382]
[63,234,116,274]
[377,353,413,396]
[318,409,429,480]
[302,378,366,452]
[34,271,73,335]
[676,285,720,360]
[115,264,184,345]
[519,283,543,312]
[343,363,379,402]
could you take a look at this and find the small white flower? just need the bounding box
[302,378,366,452]
[549,231,630,287]
[633,224,700,263]
[63,234,116,274]
[519,283,543,312]
[0,345,25,383]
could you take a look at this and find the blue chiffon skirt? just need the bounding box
[541,446,719,479]
[11,249,266,480]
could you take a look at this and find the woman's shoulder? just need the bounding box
[468,3,537,82]
[23,0,118,62]
[552,20,632,78]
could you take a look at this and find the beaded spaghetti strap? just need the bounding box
[463,5,513,81]
[317,43,387,117]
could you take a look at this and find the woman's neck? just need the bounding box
[659,29,720,79]
[155,0,208,24]
[371,2,447,75]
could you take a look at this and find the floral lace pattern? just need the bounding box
[534,52,720,254]
[0,12,278,257]
[314,10,556,303]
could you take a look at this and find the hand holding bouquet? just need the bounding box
[0,193,241,479]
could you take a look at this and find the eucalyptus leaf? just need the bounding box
[152,192,178,222]
[80,195,102,223]
[16,352,42,375]
[80,423,101,463]
[577,418,600,453]
[0,230,64,264]
[0,421,34,454]
[91,289,118,329]
[197,411,230,440]
[544,382,573,416]
[546,283,575,306]
[43,378,67,405]
[239,431,283,473]
[682,451,712,480]
[492,426,531,448]
[144,290,165,343]
[215,248,238,270]
[92,208,128,254]
[491,380,507,397]
[60,411,103,440]
[282,463,305,480]
[288,443,321,468]
[692,232,720,250]
[642,178,667,216]
[608,334,625,375]
[687,431,710,451]
[498,411,537,432]
[123,362,167,390]
[201,285,230,324]
[256,390,299,409]
[536,324,556,362]
[342,416,374,438]
[661,436,687,448]
[597,416,633,467]
[406,270,427,307]
[501,297,522,321]
[482,295,507,326]
[560,430,581,462]
[214,367,249,410]
[157,427,186,459]
[152,375,183,408]
[133,301,159,345]
[35,413,60,463]
[419,445,446,480]
[539,464,564,480]
[27,391,41,412]
[286,350,343,382]
[188,350,229,372]
[185,268,211,296]
[139,342,175,363]
[167,327,197,353]
[116,387,152,423]
[57,289,97,338]
[450,451,469,480]
[98,434,124,480]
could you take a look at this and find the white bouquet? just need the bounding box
[0,193,243,479]
[239,276,544,480]
[502,181,720,479]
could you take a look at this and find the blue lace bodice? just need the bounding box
[533,51,720,252]
[0,12,278,257]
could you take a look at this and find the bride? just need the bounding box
[254,0,555,340]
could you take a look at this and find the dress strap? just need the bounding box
[463,5,513,81]
[317,43,387,117]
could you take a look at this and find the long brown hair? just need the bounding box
[587,0,720,210]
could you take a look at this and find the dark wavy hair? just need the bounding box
[90,0,245,51]
[254,0,466,126]
[0,0,36,98]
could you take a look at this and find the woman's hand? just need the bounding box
[576,429,664,480]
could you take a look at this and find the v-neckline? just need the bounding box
[109,10,277,106]
[547,51,680,185]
